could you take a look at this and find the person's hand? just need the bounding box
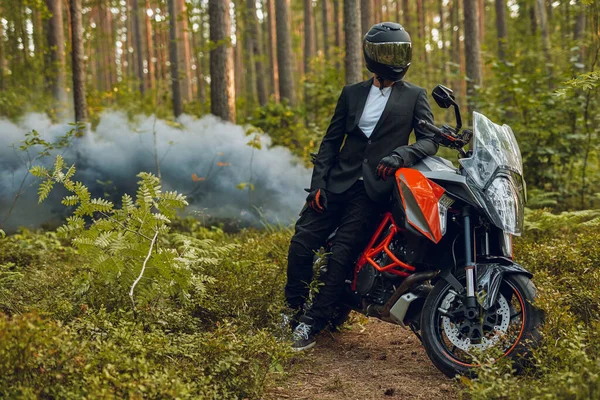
[376,154,404,180]
[306,188,328,213]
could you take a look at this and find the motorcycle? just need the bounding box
[318,84,543,378]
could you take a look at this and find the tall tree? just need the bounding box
[495,0,507,60]
[345,0,363,83]
[573,4,586,70]
[46,0,68,116]
[132,0,146,94]
[69,0,88,123]
[321,0,329,57]
[536,0,552,75]
[402,0,411,32]
[266,0,279,101]
[304,0,315,75]
[463,0,481,118]
[275,0,296,105]
[361,0,372,34]
[333,0,342,49]
[145,0,156,90]
[246,0,268,105]
[168,0,183,117]
[209,0,236,121]
[177,0,193,101]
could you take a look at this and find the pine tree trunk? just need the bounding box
[333,0,342,48]
[145,0,156,90]
[247,0,268,105]
[132,0,146,95]
[177,0,193,101]
[478,0,485,45]
[168,0,183,117]
[495,0,507,60]
[275,0,296,105]
[361,0,372,35]
[402,0,411,32]
[304,0,315,74]
[69,0,88,123]
[395,0,400,24]
[266,0,279,101]
[344,0,362,84]
[190,15,206,104]
[209,0,236,121]
[321,0,329,58]
[46,0,68,116]
[463,0,481,120]
[536,0,552,72]
[573,6,586,70]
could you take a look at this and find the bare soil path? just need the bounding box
[265,316,461,400]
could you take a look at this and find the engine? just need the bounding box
[355,238,408,304]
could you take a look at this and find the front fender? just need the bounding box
[477,260,532,310]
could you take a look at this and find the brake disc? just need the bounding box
[441,292,511,352]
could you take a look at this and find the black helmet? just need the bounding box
[363,22,412,82]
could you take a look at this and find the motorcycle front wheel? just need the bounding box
[420,273,543,378]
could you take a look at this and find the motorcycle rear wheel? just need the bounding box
[420,273,543,378]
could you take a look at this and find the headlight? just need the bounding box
[484,176,524,235]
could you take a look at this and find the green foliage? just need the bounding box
[464,215,600,399]
[30,156,201,312]
[248,99,318,163]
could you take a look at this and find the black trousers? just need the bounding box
[285,180,383,330]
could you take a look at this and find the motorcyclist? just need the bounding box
[285,22,439,350]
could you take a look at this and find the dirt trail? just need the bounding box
[266,316,460,400]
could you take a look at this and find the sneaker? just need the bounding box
[291,316,317,351]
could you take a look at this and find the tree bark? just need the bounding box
[573,5,586,70]
[266,0,279,101]
[209,0,236,121]
[333,0,342,49]
[344,0,363,84]
[536,0,552,73]
[168,0,183,117]
[478,0,485,45]
[177,0,193,101]
[46,0,68,116]
[133,0,146,95]
[69,0,88,123]
[361,0,372,35]
[247,0,268,105]
[275,0,296,105]
[145,0,156,90]
[463,0,481,119]
[402,0,411,32]
[304,0,315,74]
[495,0,507,60]
[322,0,329,58]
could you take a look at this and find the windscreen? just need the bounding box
[459,112,525,235]
[459,112,523,189]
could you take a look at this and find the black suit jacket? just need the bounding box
[310,78,439,202]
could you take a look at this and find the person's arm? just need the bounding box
[392,88,439,165]
[310,86,348,190]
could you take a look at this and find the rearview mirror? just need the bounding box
[431,84,456,109]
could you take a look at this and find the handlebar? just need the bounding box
[418,119,445,136]
[418,119,472,157]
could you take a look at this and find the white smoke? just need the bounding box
[0,112,311,233]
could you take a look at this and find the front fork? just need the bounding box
[462,206,479,320]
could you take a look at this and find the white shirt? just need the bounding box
[358,84,392,138]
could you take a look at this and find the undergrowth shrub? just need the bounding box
[464,210,600,399]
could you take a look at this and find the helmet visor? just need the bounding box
[363,41,412,67]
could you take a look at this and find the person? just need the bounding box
[285,22,439,351]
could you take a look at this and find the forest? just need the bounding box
[0,0,600,398]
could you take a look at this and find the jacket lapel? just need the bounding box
[353,78,374,129]
[370,81,404,140]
